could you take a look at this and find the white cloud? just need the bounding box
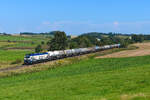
[113,21,119,26]
[113,21,120,31]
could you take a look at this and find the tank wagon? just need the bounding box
[24,44,120,64]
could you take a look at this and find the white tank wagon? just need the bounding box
[64,49,74,57]
[47,51,65,60]
[74,48,82,55]
[81,48,90,54]
[95,46,100,51]
[24,44,121,64]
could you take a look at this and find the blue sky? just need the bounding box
[0,0,150,35]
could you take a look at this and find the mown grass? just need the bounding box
[0,55,150,100]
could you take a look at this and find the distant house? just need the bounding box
[129,36,132,40]
[96,38,101,41]
[70,35,77,39]
[67,35,77,39]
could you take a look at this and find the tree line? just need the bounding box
[35,31,147,53]
[20,31,57,36]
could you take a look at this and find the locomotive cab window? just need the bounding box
[25,55,30,58]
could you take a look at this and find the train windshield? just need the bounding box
[25,54,30,58]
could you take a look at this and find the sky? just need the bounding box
[0,0,150,35]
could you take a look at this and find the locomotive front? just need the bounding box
[24,54,32,64]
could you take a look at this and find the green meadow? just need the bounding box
[0,55,150,100]
[0,35,49,68]
[0,50,31,62]
[0,50,31,68]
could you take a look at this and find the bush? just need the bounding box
[35,45,43,53]
[41,41,45,45]
[121,41,129,48]
[8,40,11,42]
[31,42,35,44]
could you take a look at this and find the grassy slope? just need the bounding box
[0,35,49,68]
[0,50,31,62]
[0,50,32,68]
[0,56,150,100]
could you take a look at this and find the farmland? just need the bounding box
[0,35,50,68]
[97,42,150,58]
[0,54,150,100]
[1,34,150,100]
[0,35,50,49]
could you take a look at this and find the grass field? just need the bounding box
[0,35,49,68]
[0,50,32,68]
[0,50,31,62]
[0,55,150,100]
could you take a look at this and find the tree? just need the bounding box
[48,31,68,51]
[69,42,78,49]
[131,34,144,43]
[78,36,92,48]
[139,34,144,42]
[41,41,45,45]
[32,41,35,44]
[100,37,111,45]
[120,39,129,48]
[8,40,11,42]
[35,45,43,53]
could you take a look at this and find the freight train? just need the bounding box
[24,44,120,64]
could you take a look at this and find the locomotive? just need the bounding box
[24,44,120,64]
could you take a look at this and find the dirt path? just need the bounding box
[97,42,150,58]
